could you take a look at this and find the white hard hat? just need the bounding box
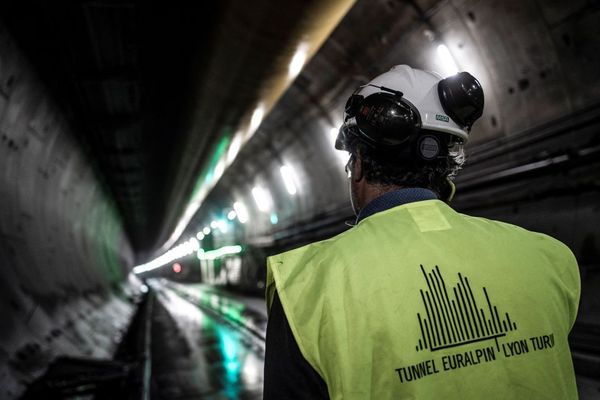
[336,64,484,155]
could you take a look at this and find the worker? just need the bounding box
[263,65,580,399]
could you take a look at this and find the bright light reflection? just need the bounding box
[210,294,220,309]
[227,210,237,220]
[280,164,298,195]
[217,219,228,233]
[197,245,243,261]
[233,201,249,224]
[210,220,218,229]
[214,159,225,180]
[330,127,350,164]
[249,105,264,135]
[329,127,339,146]
[196,232,205,240]
[203,226,211,235]
[183,241,193,255]
[242,352,262,385]
[288,42,309,79]
[270,212,279,225]
[133,239,201,274]
[162,287,203,324]
[227,133,242,164]
[436,44,459,77]
[222,331,237,360]
[220,330,241,383]
[251,186,273,212]
[189,238,199,251]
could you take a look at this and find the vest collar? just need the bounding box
[355,187,438,223]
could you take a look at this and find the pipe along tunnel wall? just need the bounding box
[0,23,139,398]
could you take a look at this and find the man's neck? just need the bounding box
[355,187,439,223]
[358,184,403,211]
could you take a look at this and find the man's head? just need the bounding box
[336,65,484,214]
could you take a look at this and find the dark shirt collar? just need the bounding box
[356,187,438,224]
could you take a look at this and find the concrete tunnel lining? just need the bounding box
[0,23,138,398]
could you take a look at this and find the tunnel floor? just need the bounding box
[149,282,264,399]
[144,280,599,400]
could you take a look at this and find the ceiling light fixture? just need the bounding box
[251,186,273,212]
[280,164,298,195]
[227,210,237,220]
[249,105,264,135]
[233,201,249,223]
[288,42,309,79]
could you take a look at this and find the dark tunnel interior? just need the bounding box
[0,1,599,399]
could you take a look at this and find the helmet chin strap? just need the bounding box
[346,155,361,217]
[445,178,456,203]
[349,177,360,217]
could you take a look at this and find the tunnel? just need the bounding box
[0,1,599,399]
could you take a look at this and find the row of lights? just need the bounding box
[138,123,352,274]
[133,163,301,274]
[199,162,299,233]
[160,40,314,253]
[133,237,200,274]
[133,242,245,275]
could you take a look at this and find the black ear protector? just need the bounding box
[336,85,447,163]
[416,134,443,161]
[338,126,451,166]
[337,84,422,150]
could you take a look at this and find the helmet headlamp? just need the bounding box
[437,72,484,130]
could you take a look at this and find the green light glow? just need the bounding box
[219,329,241,383]
[191,133,232,200]
[197,245,243,260]
[160,129,234,252]
[222,302,244,324]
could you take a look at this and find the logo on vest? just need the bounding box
[394,265,556,384]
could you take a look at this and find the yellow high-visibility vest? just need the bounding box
[266,199,580,400]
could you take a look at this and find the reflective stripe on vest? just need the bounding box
[266,200,580,400]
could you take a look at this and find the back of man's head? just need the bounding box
[336,65,484,199]
[345,133,464,198]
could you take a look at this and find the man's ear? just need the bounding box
[353,152,364,182]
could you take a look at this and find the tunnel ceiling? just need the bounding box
[0,0,353,257]
[1,2,215,252]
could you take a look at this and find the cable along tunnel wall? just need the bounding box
[0,22,138,399]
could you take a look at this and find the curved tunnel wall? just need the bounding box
[0,23,135,398]
[203,0,600,250]
[185,0,600,309]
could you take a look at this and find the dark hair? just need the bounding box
[346,132,465,196]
